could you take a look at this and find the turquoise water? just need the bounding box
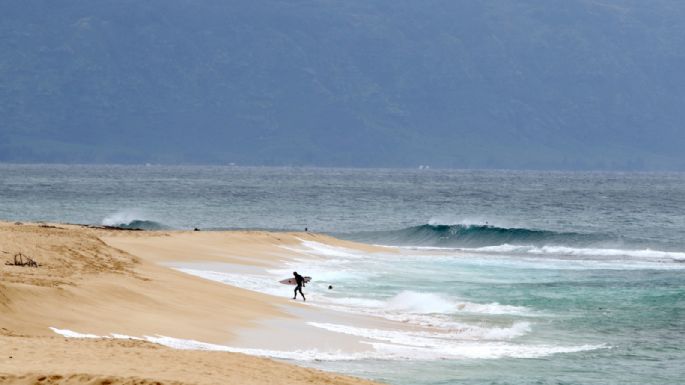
[300,251,683,385]
[1,165,683,384]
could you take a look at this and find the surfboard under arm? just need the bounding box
[279,276,312,285]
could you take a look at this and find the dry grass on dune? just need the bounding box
[0,374,183,385]
[0,221,285,340]
[0,222,139,288]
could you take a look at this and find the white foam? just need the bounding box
[110,333,143,340]
[267,258,379,283]
[397,245,685,270]
[50,327,367,361]
[367,340,605,360]
[49,327,101,339]
[464,244,685,261]
[473,322,532,340]
[471,244,530,253]
[385,291,455,314]
[174,268,296,298]
[297,291,536,340]
[282,239,367,259]
[537,245,685,261]
[50,327,604,361]
[307,322,603,359]
[101,209,148,227]
[308,321,530,342]
[376,291,530,316]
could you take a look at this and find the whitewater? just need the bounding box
[1,165,684,385]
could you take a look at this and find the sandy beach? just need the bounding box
[0,221,386,385]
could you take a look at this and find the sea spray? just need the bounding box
[101,210,169,230]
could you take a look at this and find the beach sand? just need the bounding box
[0,221,385,385]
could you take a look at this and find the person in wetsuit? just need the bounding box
[293,271,306,301]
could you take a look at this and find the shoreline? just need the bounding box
[0,220,388,385]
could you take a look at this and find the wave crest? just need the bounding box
[382,290,530,315]
[349,224,607,248]
[101,210,168,230]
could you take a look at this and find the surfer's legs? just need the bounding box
[293,285,305,300]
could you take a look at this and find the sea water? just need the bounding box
[1,165,683,385]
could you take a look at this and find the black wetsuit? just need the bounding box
[293,273,306,301]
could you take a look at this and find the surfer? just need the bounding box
[293,271,306,301]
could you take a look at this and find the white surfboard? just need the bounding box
[279,276,311,285]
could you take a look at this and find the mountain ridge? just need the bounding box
[1,0,684,170]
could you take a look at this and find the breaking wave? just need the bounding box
[101,211,169,230]
[346,224,613,248]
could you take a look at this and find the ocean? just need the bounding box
[1,164,683,385]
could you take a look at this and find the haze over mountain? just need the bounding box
[1,0,684,170]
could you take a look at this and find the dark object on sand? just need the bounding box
[194,227,200,231]
[39,224,62,229]
[5,253,39,268]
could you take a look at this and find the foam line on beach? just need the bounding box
[50,327,365,361]
[49,327,606,361]
[406,244,685,261]
[307,321,532,342]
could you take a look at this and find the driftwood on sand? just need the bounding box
[5,253,39,268]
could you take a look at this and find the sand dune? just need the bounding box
[0,221,384,385]
[0,222,285,341]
